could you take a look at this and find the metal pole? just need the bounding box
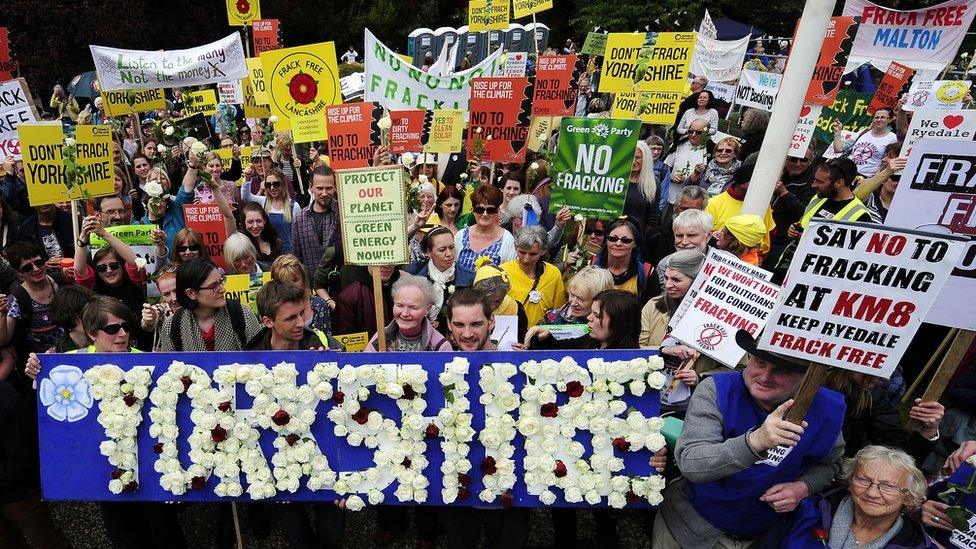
[740,0,835,216]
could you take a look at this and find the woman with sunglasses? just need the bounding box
[453,185,516,288]
[241,168,300,254]
[240,201,283,270]
[163,228,210,270]
[0,243,61,379]
[687,136,741,197]
[593,217,656,301]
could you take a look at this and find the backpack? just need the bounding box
[169,299,247,351]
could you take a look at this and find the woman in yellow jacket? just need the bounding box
[500,225,566,328]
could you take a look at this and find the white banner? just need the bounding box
[734,69,782,111]
[887,139,976,330]
[842,0,976,72]
[690,35,749,82]
[699,9,718,39]
[758,220,964,378]
[91,34,248,91]
[704,81,736,104]
[900,109,976,156]
[0,78,37,160]
[789,104,823,158]
[364,29,503,112]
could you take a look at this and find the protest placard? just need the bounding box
[581,32,608,56]
[788,104,823,158]
[333,332,369,351]
[326,102,380,170]
[611,92,683,125]
[242,77,271,119]
[89,224,160,275]
[0,78,37,160]
[20,123,114,206]
[101,88,167,117]
[900,110,976,156]
[904,79,972,112]
[689,34,749,82]
[598,33,645,94]
[550,117,640,219]
[757,220,965,378]
[532,55,579,117]
[424,110,463,154]
[91,34,248,91]
[0,28,17,81]
[868,61,914,113]
[246,57,269,105]
[735,69,782,112]
[842,0,976,72]
[469,0,510,32]
[226,0,260,26]
[886,139,976,330]
[526,115,557,151]
[364,30,503,112]
[35,349,664,507]
[182,89,218,116]
[503,52,528,77]
[389,110,428,153]
[215,146,250,185]
[669,248,773,329]
[804,17,859,106]
[184,203,229,269]
[671,256,782,368]
[512,0,553,18]
[253,19,281,56]
[466,78,530,162]
[261,42,341,143]
[217,81,244,105]
[813,90,873,142]
[338,165,408,265]
[635,33,696,93]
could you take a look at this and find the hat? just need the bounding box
[735,330,808,373]
[725,214,766,248]
[250,146,273,159]
[472,258,509,286]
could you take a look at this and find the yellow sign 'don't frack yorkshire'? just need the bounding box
[598,33,645,94]
[469,0,510,32]
[424,109,464,153]
[511,0,552,18]
[261,42,342,143]
[611,91,683,124]
[635,32,696,93]
[101,88,166,117]
[226,0,261,26]
[20,123,115,206]
[337,165,408,266]
[246,57,269,106]
[182,89,219,116]
[243,77,271,119]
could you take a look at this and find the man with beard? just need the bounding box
[293,165,340,280]
[765,148,817,270]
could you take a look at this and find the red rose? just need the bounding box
[812,527,829,541]
[152,443,164,454]
[123,481,138,492]
[272,410,290,426]
[458,473,471,487]
[288,72,318,105]
[458,487,470,500]
[111,469,123,479]
[218,401,232,412]
[540,403,559,418]
[211,426,228,443]
[236,0,250,14]
[554,460,567,478]
[286,434,300,446]
[351,408,370,425]
[402,384,416,400]
[481,456,497,475]
[626,490,639,505]
[612,437,631,452]
[500,492,513,508]
[566,380,584,398]
[402,457,412,468]
[425,423,440,438]
[180,375,192,391]
[123,394,137,407]
[334,391,345,404]
[191,476,206,490]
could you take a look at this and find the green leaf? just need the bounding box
[940,485,960,503]
[946,505,974,531]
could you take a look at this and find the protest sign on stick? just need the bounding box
[635,32,696,93]
[226,0,261,26]
[532,55,580,117]
[466,78,531,162]
[900,110,976,157]
[0,78,38,160]
[326,102,381,170]
[389,110,428,153]
[804,17,859,106]
[89,225,161,274]
[0,28,18,80]
[20,123,115,206]
[101,88,167,117]
[424,110,463,153]
[868,62,914,114]
[903,79,972,112]
[469,0,510,31]
[261,42,341,143]
[511,0,553,18]
[580,32,607,56]
[337,165,409,266]
[182,89,219,116]
[184,203,229,269]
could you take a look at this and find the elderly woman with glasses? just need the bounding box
[500,225,567,328]
[687,136,742,197]
[541,266,613,325]
[224,232,262,276]
[453,185,516,288]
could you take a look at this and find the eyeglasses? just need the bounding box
[18,259,45,273]
[787,157,812,163]
[95,261,122,273]
[178,244,201,253]
[687,130,704,135]
[473,206,498,215]
[715,148,735,154]
[606,235,635,244]
[850,475,907,496]
[586,228,605,237]
[98,322,131,335]
[265,180,282,188]
[197,278,225,293]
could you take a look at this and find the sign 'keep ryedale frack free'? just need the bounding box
[36,350,667,508]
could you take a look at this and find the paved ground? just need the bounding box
[50,502,655,548]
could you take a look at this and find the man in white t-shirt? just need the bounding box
[832,107,897,178]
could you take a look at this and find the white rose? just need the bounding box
[647,417,664,432]
[157,144,167,153]
[539,490,557,505]
[647,490,664,505]
[368,489,385,505]
[609,400,626,415]
[608,492,626,509]
[164,125,175,136]
[517,417,541,437]
[529,162,540,170]
[377,116,392,130]
[646,433,666,452]
[628,379,646,396]
[647,371,666,390]
[585,490,602,505]
[268,115,279,125]
[63,137,76,147]
[345,494,365,511]
[134,257,148,270]
[190,141,208,156]
[144,180,165,199]
[400,152,415,166]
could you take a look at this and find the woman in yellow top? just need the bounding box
[594,216,655,300]
[500,225,566,328]
[713,213,766,266]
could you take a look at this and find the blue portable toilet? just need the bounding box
[488,29,506,55]
[433,27,460,65]
[410,28,437,66]
[505,24,527,52]
[524,22,550,53]
[458,25,488,67]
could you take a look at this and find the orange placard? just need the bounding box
[389,110,428,154]
[183,204,229,270]
[252,19,281,56]
[532,54,581,117]
[325,102,381,170]
[804,17,859,106]
[466,77,531,163]
[869,61,915,113]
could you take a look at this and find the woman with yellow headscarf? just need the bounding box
[472,257,528,345]
[713,214,766,266]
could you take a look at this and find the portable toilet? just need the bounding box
[525,22,550,53]
[458,25,488,67]
[433,27,460,65]
[488,29,506,54]
[410,28,437,66]
[505,24,527,52]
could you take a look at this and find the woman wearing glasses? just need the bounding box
[241,167,301,254]
[453,185,516,288]
[0,243,62,377]
[593,217,655,301]
[687,136,742,197]
[158,258,261,352]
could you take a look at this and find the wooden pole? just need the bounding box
[906,329,976,432]
[901,328,958,404]
[531,14,540,57]
[784,362,829,426]
[666,356,698,394]
[69,200,80,244]
[244,27,252,59]
[371,265,387,351]
[231,502,245,549]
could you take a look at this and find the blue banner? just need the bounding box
[37,350,665,509]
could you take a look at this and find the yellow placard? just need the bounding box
[612,92,683,124]
[226,0,261,26]
[215,146,251,186]
[635,32,696,93]
[20,124,115,206]
[246,58,269,106]
[334,332,369,352]
[598,33,645,94]
[424,109,464,153]
[243,77,271,119]
[223,273,253,308]
[261,42,342,144]
[511,0,552,18]
[469,0,510,32]
[527,116,558,151]
[101,88,166,117]
[183,89,219,116]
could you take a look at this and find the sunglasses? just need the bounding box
[178,244,201,253]
[98,322,131,335]
[586,228,605,237]
[606,235,635,244]
[473,206,498,215]
[787,157,811,163]
[265,181,282,188]
[96,261,122,273]
[715,148,735,154]
[687,130,704,135]
[18,258,45,273]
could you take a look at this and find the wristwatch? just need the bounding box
[77,238,89,248]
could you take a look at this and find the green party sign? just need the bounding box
[550,117,641,220]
